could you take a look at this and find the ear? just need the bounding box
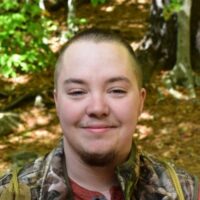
[53,89,58,107]
[139,88,146,114]
[53,89,60,118]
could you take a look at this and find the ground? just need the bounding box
[0,0,200,178]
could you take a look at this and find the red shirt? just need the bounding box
[70,179,200,200]
[70,179,124,200]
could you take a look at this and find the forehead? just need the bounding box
[64,40,130,58]
[56,40,138,86]
[60,40,134,69]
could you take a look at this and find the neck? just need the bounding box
[63,146,119,196]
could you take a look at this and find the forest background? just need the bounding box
[0,0,200,178]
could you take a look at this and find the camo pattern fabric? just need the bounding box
[0,140,198,200]
[133,155,198,200]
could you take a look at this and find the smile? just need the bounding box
[82,125,117,133]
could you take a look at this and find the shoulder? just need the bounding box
[0,152,52,200]
[139,153,199,200]
[0,156,44,186]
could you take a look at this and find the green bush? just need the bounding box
[163,0,183,20]
[90,0,107,7]
[0,0,56,77]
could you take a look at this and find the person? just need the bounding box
[0,28,199,200]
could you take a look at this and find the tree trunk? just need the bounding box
[136,0,200,87]
[67,0,78,35]
[39,0,65,11]
[136,0,178,84]
[191,0,200,72]
[170,0,196,98]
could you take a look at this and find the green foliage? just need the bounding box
[163,0,183,20]
[90,0,107,7]
[67,17,88,38]
[0,0,56,77]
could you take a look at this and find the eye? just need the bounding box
[67,89,87,97]
[111,89,126,94]
[108,88,127,97]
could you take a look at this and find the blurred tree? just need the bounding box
[39,0,106,43]
[39,0,65,11]
[0,0,56,77]
[39,0,106,11]
[136,0,200,98]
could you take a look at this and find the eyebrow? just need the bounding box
[64,78,86,85]
[63,76,131,85]
[106,76,131,84]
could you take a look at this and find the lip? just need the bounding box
[82,125,117,133]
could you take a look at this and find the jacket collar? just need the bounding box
[115,142,140,200]
[40,139,140,200]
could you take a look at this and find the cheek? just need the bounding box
[56,98,82,125]
[112,98,140,124]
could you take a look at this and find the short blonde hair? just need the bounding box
[54,28,143,89]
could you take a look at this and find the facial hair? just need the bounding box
[78,150,116,167]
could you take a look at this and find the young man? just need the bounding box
[0,29,199,200]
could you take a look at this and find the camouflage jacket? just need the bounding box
[0,140,199,200]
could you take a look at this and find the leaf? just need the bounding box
[0,0,19,11]
[90,0,107,7]
[0,0,56,77]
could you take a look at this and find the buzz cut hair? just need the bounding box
[54,28,143,88]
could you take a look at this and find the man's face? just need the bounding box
[54,40,146,166]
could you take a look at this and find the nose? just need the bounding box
[86,93,109,118]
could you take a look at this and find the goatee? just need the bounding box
[79,151,116,167]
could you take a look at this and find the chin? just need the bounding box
[78,150,116,167]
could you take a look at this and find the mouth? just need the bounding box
[81,124,118,133]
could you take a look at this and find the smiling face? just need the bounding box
[54,40,146,167]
